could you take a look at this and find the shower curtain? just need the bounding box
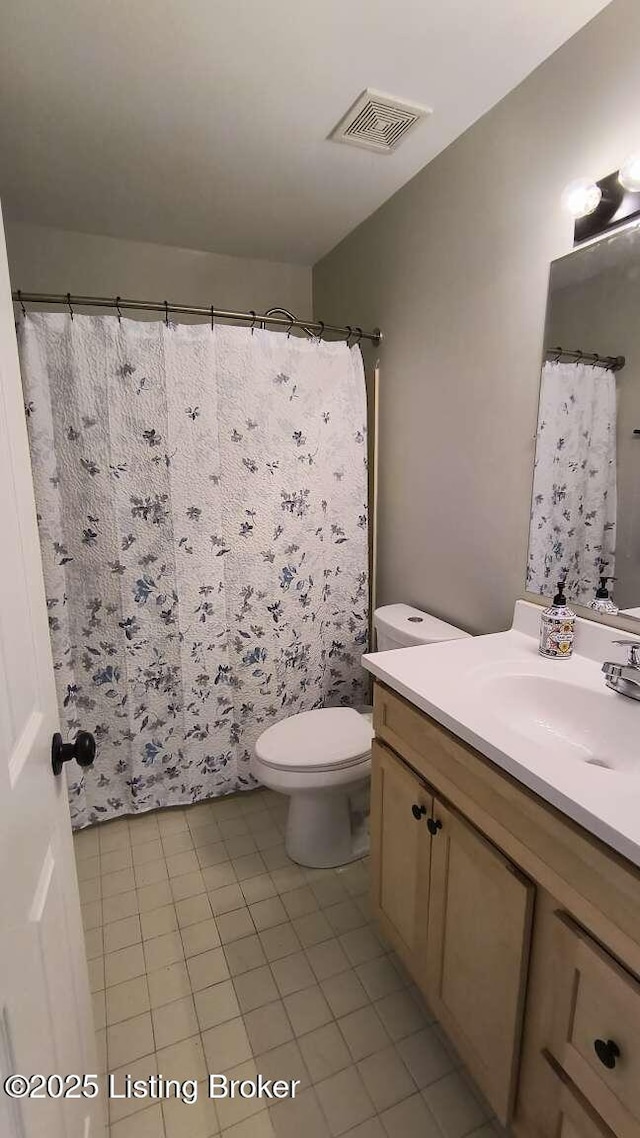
[526,359,617,604]
[20,314,369,828]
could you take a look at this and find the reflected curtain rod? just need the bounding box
[545,346,625,372]
[12,291,382,347]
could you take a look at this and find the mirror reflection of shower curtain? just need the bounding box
[527,360,617,604]
[19,314,369,828]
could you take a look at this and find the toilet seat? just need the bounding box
[255,707,373,774]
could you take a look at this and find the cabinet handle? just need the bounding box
[593,1038,620,1070]
[427,817,442,836]
[411,804,426,820]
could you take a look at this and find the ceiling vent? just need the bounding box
[329,89,431,154]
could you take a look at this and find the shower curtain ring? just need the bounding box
[210,305,215,332]
[553,347,562,363]
[575,349,582,363]
[354,327,363,347]
[316,321,325,343]
[164,300,170,327]
[17,290,26,317]
[66,292,74,321]
[345,325,353,345]
[250,310,257,335]
[287,315,294,338]
[115,296,122,323]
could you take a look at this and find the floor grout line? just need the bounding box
[79,789,499,1138]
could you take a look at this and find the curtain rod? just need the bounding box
[545,346,625,372]
[12,291,382,347]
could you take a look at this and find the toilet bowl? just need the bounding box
[253,707,373,868]
[252,604,470,868]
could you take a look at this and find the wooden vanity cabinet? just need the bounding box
[371,739,535,1123]
[544,915,640,1138]
[542,1053,618,1138]
[370,740,433,983]
[559,1114,613,1138]
[370,681,640,1138]
[426,799,534,1122]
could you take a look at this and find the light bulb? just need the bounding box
[561,178,602,219]
[619,154,640,193]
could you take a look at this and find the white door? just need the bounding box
[0,203,102,1138]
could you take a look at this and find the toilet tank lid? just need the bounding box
[255,708,373,770]
[374,603,470,645]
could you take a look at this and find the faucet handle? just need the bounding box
[613,639,640,666]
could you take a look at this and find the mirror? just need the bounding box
[526,222,640,619]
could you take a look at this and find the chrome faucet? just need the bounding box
[602,640,640,701]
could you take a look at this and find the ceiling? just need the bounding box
[0,0,610,266]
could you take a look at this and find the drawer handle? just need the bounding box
[427,817,442,836]
[411,804,426,820]
[593,1038,621,1070]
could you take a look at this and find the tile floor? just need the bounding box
[75,788,506,1138]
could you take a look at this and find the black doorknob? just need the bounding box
[427,817,443,836]
[52,731,96,777]
[411,804,427,820]
[593,1038,620,1070]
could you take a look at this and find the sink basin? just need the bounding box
[478,673,637,773]
[363,600,640,867]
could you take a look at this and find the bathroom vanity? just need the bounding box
[364,603,640,1138]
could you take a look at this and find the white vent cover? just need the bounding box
[330,89,431,154]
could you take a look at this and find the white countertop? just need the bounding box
[363,601,640,869]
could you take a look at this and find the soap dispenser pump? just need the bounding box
[539,580,576,659]
[589,576,619,616]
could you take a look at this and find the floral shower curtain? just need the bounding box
[20,313,369,828]
[526,359,617,604]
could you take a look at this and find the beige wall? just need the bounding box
[5,222,312,320]
[314,0,640,634]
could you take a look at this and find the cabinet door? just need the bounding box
[543,1051,617,1138]
[560,1108,615,1138]
[370,740,432,981]
[425,799,535,1124]
[561,1118,610,1138]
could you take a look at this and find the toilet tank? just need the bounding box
[373,603,470,651]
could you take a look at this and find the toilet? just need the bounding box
[252,604,470,868]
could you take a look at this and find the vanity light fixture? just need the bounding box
[561,178,602,219]
[567,164,640,245]
[618,154,640,193]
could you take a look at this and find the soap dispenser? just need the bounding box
[589,576,619,616]
[539,581,575,659]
